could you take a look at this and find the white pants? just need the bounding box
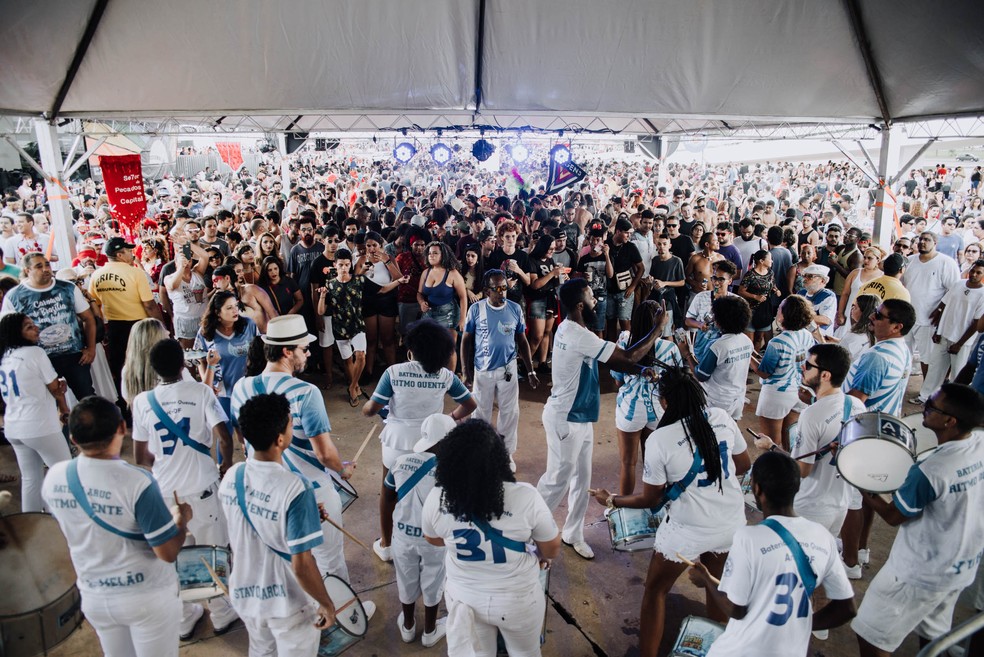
[312,481,348,581]
[446,584,544,657]
[906,324,935,366]
[181,484,237,625]
[472,361,520,454]
[392,534,446,607]
[536,410,593,544]
[82,586,182,657]
[242,602,321,657]
[9,431,71,512]
[920,336,974,400]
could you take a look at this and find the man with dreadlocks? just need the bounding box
[592,365,751,657]
[538,278,664,560]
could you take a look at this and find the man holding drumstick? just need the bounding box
[853,383,984,656]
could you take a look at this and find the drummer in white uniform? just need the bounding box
[853,383,984,657]
[219,392,337,657]
[132,338,239,638]
[591,365,751,657]
[689,295,754,420]
[689,451,857,657]
[383,413,455,647]
[42,396,192,657]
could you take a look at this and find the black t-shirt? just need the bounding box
[485,247,533,304]
[679,218,698,237]
[649,255,684,301]
[309,254,337,293]
[606,240,642,293]
[528,256,559,300]
[670,235,696,264]
[575,251,609,298]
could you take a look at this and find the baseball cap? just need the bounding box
[412,414,458,453]
[802,264,830,280]
[104,237,136,256]
[883,253,907,275]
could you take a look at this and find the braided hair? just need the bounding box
[656,365,723,491]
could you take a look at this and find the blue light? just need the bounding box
[550,144,571,164]
[510,144,529,163]
[430,143,453,165]
[394,142,416,163]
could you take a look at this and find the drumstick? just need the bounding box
[200,556,230,596]
[351,424,378,465]
[676,553,721,585]
[322,514,372,553]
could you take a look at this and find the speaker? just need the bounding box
[285,132,309,155]
[623,141,635,153]
[636,136,662,160]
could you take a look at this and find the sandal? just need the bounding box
[348,392,361,407]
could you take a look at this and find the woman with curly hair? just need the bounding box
[418,241,468,371]
[591,365,750,657]
[750,294,817,451]
[610,300,682,495]
[423,419,560,656]
[0,313,71,511]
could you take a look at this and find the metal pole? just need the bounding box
[33,119,77,262]
[872,123,901,249]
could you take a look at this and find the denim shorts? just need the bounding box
[607,291,633,321]
[591,297,608,331]
[528,298,556,320]
[425,302,458,330]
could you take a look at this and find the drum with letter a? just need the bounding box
[176,545,231,601]
[0,513,83,657]
[670,615,726,656]
[836,412,916,493]
[607,506,667,552]
[318,574,368,656]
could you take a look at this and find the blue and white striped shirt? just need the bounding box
[612,334,683,426]
[843,337,912,416]
[758,328,815,392]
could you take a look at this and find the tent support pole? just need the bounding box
[474,0,487,113]
[50,0,110,123]
[63,136,107,180]
[33,119,77,261]
[843,0,892,125]
[890,139,937,187]
[872,124,901,248]
[831,141,878,185]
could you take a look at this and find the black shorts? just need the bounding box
[363,290,399,318]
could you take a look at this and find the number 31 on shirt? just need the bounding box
[452,528,508,564]
[767,572,810,626]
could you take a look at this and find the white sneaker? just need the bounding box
[909,396,926,405]
[421,618,447,648]
[397,611,416,643]
[209,605,240,635]
[179,603,205,640]
[362,600,376,621]
[843,562,863,579]
[812,629,829,640]
[858,548,870,565]
[373,538,393,563]
[563,538,595,560]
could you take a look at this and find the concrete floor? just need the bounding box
[1,366,978,657]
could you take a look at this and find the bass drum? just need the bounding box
[0,513,83,657]
[836,412,916,493]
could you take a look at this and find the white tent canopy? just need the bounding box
[2,0,982,136]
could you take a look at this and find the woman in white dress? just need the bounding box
[0,313,71,511]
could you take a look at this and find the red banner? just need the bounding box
[216,142,244,172]
[99,154,147,237]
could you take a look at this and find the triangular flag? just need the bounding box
[546,156,586,195]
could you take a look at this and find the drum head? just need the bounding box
[183,349,208,361]
[671,615,726,657]
[837,440,914,493]
[608,507,662,552]
[901,414,938,454]
[323,574,368,638]
[177,546,231,602]
[0,513,76,616]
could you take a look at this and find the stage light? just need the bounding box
[472,139,495,162]
[393,142,416,164]
[550,144,571,164]
[510,144,529,163]
[430,142,452,166]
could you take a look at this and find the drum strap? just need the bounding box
[65,460,147,542]
[396,456,436,503]
[761,518,817,597]
[470,515,528,553]
[828,396,854,467]
[663,447,704,504]
[234,464,292,562]
[147,391,210,457]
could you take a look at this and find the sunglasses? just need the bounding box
[293,346,311,354]
[325,238,340,244]
[709,275,728,282]
[487,284,508,292]
[802,361,826,372]
[666,223,679,228]
[922,401,951,417]
[872,310,891,321]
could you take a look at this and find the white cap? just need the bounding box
[412,414,457,453]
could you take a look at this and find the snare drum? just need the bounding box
[177,545,231,601]
[836,412,916,493]
[607,507,666,552]
[670,615,726,657]
[901,413,938,454]
[318,575,368,656]
[0,513,83,657]
[330,471,358,513]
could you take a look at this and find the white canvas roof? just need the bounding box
[1,0,982,135]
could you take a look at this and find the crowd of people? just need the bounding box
[1,149,983,657]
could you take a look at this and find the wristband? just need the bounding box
[606,495,617,510]
[769,443,779,452]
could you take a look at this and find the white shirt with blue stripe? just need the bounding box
[546,320,616,423]
[757,328,815,393]
[464,298,526,371]
[219,460,323,619]
[887,436,984,592]
[612,332,683,427]
[42,456,179,598]
[231,372,332,486]
[371,362,471,450]
[843,337,912,416]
